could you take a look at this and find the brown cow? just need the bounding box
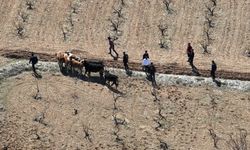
[70,59,84,75]
[55,51,69,70]
[55,51,80,71]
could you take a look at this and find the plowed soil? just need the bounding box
[0,0,249,73]
[0,0,250,149]
[0,73,250,149]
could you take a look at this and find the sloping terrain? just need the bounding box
[0,0,250,149]
[0,73,250,149]
[0,0,249,73]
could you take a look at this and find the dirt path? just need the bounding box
[0,54,249,92]
[1,49,250,81]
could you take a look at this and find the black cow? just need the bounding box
[104,71,118,88]
[83,60,104,77]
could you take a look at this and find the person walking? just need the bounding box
[123,52,129,71]
[29,52,38,74]
[211,60,217,81]
[187,43,194,67]
[149,62,156,86]
[143,50,149,59]
[108,37,118,57]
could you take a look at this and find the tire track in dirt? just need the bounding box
[132,0,144,51]
[170,0,189,63]
[236,0,250,62]
[219,0,234,58]
[215,1,227,56]
[230,0,249,69]
[146,0,158,50]
[85,0,99,50]
[91,0,111,50]
[224,0,237,58]
[125,0,142,53]
[241,0,250,50]
[118,0,131,50]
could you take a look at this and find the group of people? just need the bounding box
[122,50,157,86]
[29,39,217,84]
[108,37,218,83]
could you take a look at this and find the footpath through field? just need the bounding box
[1,49,250,81]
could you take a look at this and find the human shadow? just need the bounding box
[213,79,221,87]
[32,72,42,79]
[60,67,105,85]
[191,64,200,76]
[145,74,158,88]
[109,51,119,60]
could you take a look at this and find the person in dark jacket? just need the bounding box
[149,62,156,86]
[123,52,129,71]
[143,50,149,59]
[211,60,217,81]
[108,37,118,57]
[29,52,38,74]
[187,43,194,67]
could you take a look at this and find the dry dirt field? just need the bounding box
[0,0,250,149]
[0,72,250,149]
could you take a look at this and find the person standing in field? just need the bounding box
[211,60,217,81]
[143,50,149,59]
[29,52,38,74]
[123,52,129,71]
[186,43,194,67]
[149,62,156,87]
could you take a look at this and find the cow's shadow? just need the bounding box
[60,67,123,93]
[81,75,105,85]
[60,67,105,85]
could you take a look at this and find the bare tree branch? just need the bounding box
[208,129,219,149]
[205,5,216,16]
[211,0,217,7]
[163,0,173,14]
[113,6,123,18]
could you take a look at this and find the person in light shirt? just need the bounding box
[142,58,151,66]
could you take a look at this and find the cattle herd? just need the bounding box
[55,51,119,88]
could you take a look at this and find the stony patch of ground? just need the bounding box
[0,56,13,67]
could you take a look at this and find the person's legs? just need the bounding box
[32,63,37,74]
[190,55,194,66]
[187,54,191,62]
[113,48,119,57]
[211,71,215,81]
[109,46,112,54]
[124,63,129,71]
[151,73,156,86]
